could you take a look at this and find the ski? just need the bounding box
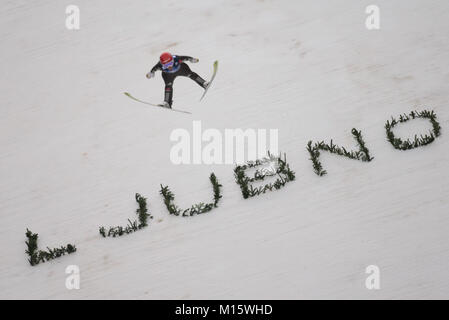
[199,60,218,101]
[123,92,192,114]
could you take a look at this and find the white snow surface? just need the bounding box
[1,0,449,299]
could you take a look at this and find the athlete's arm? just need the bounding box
[150,62,162,73]
[146,62,162,78]
[178,56,199,63]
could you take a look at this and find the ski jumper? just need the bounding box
[150,55,206,107]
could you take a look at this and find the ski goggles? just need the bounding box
[162,60,174,69]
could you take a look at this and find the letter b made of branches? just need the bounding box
[234,152,296,199]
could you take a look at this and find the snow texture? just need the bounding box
[0,0,448,299]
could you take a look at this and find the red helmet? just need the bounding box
[160,52,173,64]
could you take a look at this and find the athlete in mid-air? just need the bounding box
[146,52,209,108]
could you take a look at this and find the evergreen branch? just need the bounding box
[160,173,222,217]
[99,193,153,238]
[25,229,76,266]
[385,109,441,150]
[307,128,373,176]
[234,152,296,199]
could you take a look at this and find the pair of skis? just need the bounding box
[124,60,218,114]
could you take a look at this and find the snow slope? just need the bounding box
[1,0,449,299]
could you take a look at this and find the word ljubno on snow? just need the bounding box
[25,109,442,266]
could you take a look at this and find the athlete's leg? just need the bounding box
[178,63,207,88]
[162,72,175,107]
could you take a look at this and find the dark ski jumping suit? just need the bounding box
[150,55,206,107]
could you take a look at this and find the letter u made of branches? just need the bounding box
[160,173,223,217]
